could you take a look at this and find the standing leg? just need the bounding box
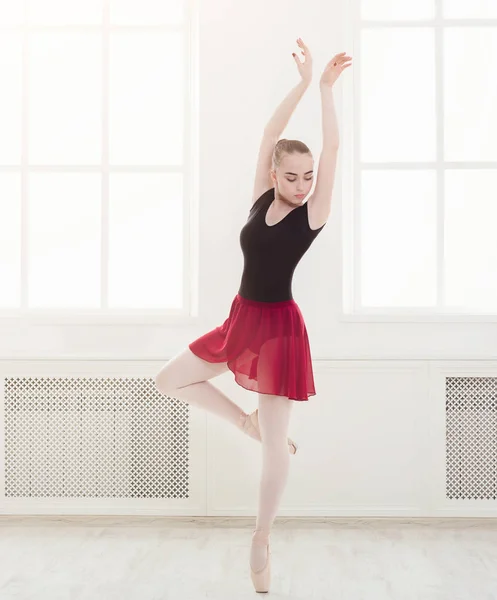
[250,392,294,572]
[154,347,259,437]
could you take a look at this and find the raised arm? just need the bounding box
[251,38,312,205]
[265,38,313,136]
[307,52,352,228]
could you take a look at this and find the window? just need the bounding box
[0,0,193,319]
[346,0,497,318]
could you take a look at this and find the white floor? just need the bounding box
[0,517,496,599]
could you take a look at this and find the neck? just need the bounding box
[274,188,296,208]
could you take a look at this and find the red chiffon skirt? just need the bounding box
[188,293,316,401]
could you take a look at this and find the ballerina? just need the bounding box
[155,37,351,593]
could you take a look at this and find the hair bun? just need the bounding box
[271,139,312,169]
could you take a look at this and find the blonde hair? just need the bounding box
[272,139,312,170]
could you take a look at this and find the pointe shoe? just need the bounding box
[250,530,271,593]
[241,409,298,454]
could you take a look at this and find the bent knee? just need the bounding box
[154,347,222,395]
[154,368,181,397]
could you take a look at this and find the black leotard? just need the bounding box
[238,187,326,302]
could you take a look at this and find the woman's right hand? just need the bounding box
[292,38,312,84]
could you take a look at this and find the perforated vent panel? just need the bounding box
[446,376,497,500]
[3,377,190,499]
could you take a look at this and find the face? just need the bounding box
[270,152,314,205]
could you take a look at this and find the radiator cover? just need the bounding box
[446,376,497,501]
[3,376,190,499]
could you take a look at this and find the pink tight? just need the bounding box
[154,347,293,572]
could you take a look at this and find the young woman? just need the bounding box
[155,38,351,593]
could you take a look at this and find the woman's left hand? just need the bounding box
[292,38,313,84]
[320,52,353,88]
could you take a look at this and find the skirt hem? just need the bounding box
[189,344,314,401]
[228,362,312,402]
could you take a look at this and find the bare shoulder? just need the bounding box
[305,194,329,231]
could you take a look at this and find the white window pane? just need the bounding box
[29,33,102,165]
[444,0,497,18]
[28,174,101,308]
[444,28,497,162]
[361,0,434,20]
[0,174,21,308]
[361,29,436,162]
[108,173,183,309]
[445,170,497,312]
[361,171,437,307]
[27,0,102,25]
[0,33,22,164]
[109,32,183,165]
[110,0,184,25]
[0,1,23,24]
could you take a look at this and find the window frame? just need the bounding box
[341,0,497,323]
[0,0,200,326]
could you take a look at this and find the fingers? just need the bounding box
[324,52,344,68]
[292,52,302,66]
[296,42,350,65]
[340,56,353,69]
[297,37,307,50]
[326,53,352,68]
[328,52,347,63]
[296,37,311,59]
[331,53,348,63]
[295,38,352,70]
